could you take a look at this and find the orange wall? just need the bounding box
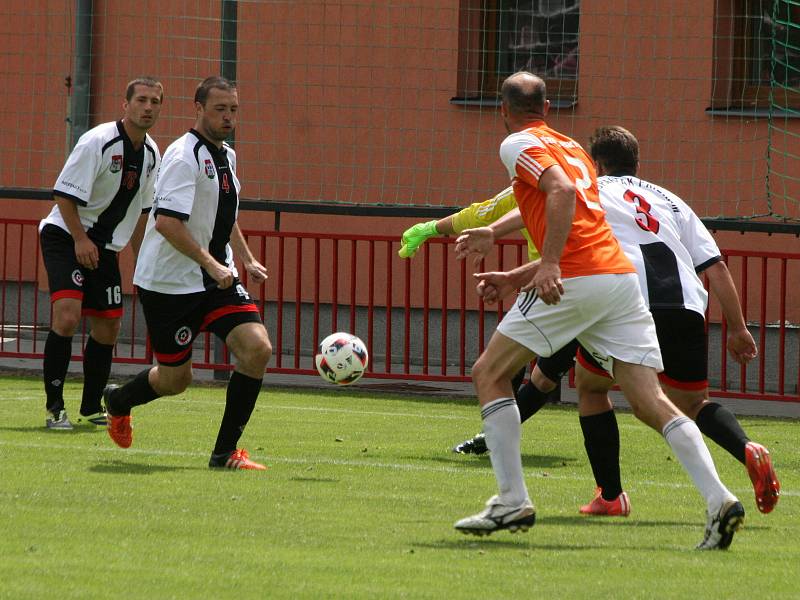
[2,1,798,320]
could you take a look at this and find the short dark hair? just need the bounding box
[194,76,237,106]
[125,77,163,102]
[501,72,547,118]
[588,126,639,176]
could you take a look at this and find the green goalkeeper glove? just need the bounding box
[398,220,439,258]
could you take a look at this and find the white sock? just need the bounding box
[482,397,528,507]
[662,416,737,513]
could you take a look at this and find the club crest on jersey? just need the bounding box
[110,155,123,173]
[204,159,216,179]
[71,269,84,286]
[174,325,192,346]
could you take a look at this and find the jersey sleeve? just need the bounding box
[153,157,196,221]
[451,186,517,233]
[499,132,558,187]
[671,194,722,272]
[52,135,102,206]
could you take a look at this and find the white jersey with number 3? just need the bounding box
[598,175,722,316]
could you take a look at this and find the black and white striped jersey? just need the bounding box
[42,120,159,252]
[134,129,241,294]
[598,175,721,316]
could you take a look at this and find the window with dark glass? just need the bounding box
[713,0,800,110]
[457,0,580,105]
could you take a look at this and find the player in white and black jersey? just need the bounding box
[103,77,272,471]
[573,126,778,516]
[39,77,163,430]
[452,126,780,518]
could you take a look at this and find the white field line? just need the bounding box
[0,439,794,498]
[2,392,648,428]
[2,394,795,497]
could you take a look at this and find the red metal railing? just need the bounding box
[1,218,798,402]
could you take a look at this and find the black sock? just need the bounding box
[579,410,622,500]
[43,330,73,412]
[515,381,550,424]
[695,402,749,464]
[108,369,160,416]
[213,372,263,455]
[81,336,113,415]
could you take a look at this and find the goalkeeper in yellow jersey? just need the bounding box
[398,186,540,262]
[398,186,578,455]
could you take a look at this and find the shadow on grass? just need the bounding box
[418,453,578,470]
[89,460,199,475]
[539,515,690,528]
[0,425,105,435]
[414,539,607,551]
[271,384,476,407]
[527,515,771,532]
[288,476,340,483]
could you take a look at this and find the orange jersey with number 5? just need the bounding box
[499,121,634,278]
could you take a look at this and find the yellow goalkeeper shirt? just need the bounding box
[450,186,540,262]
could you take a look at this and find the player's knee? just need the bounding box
[668,390,707,420]
[471,354,492,387]
[156,368,192,396]
[237,336,271,374]
[52,310,81,336]
[91,319,121,344]
[531,367,557,393]
[250,337,272,370]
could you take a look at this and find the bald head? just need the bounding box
[501,72,547,120]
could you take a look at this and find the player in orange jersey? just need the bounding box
[453,72,743,550]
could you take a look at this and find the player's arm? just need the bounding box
[473,259,540,305]
[230,223,268,284]
[129,212,148,262]
[703,260,757,364]
[530,165,574,304]
[52,137,102,270]
[398,215,456,258]
[154,215,234,289]
[455,207,525,260]
[55,196,99,270]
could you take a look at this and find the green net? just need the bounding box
[1,1,799,222]
[767,0,800,220]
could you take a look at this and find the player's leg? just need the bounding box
[517,339,578,422]
[40,224,85,429]
[682,390,781,514]
[581,274,743,549]
[613,362,744,549]
[103,288,199,448]
[653,308,780,514]
[43,297,82,428]
[455,285,589,536]
[74,316,119,424]
[452,363,527,456]
[78,249,124,423]
[454,328,537,535]
[452,340,577,455]
[573,353,629,516]
[205,282,269,470]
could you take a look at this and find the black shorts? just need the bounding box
[577,308,707,390]
[40,223,123,318]
[137,279,263,366]
[536,338,580,381]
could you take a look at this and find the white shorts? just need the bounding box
[496,272,663,376]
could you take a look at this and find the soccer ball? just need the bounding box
[315,332,369,385]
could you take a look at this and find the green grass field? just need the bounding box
[0,375,797,599]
